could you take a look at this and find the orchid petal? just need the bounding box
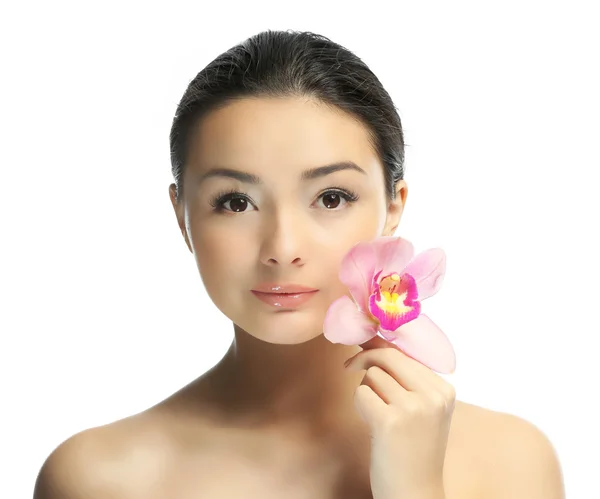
[323,295,379,345]
[403,248,446,300]
[389,314,456,374]
[370,236,415,278]
[338,241,378,313]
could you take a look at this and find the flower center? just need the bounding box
[368,271,421,333]
[379,272,403,298]
[378,273,415,309]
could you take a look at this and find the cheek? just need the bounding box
[335,208,383,248]
[192,227,252,296]
[319,211,382,290]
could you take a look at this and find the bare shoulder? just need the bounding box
[33,424,116,499]
[452,401,565,499]
[33,413,179,499]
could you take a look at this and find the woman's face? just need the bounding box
[169,96,407,344]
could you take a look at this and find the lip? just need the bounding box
[251,282,319,294]
[251,290,319,308]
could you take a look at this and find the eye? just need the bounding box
[315,188,360,210]
[209,189,255,213]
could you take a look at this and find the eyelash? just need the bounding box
[208,186,360,213]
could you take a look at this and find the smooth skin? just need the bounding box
[33,96,565,499]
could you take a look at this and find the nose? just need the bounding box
[259,208,307,267]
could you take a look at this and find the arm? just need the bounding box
[484,414,565,499]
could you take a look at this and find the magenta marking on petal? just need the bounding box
[367,272,421,332]
[401,273,419,303]
[370,298,421,331]
[371,269,383,293]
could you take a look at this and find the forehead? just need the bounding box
[186,96,382,178]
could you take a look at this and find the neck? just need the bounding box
[213,323,365,436]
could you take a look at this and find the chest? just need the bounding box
[153,468,373,499]
[140,451,481,499]
[133,446,370,499]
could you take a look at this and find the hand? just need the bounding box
[344,335,456,499]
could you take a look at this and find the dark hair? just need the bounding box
[169,29,405,203]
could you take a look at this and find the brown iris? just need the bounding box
[322,193,342,209]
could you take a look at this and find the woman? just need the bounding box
[34,30,564,499]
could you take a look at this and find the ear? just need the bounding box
[168,183,193,253]
[382,180,408,237]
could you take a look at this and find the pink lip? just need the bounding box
[252,282,318,294]
[251,290,319,308]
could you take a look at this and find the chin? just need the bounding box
[265,328,323,345]
[234,310,326,345]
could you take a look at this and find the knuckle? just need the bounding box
[438,382,456,402]
[428,387,456,412]
[363,365,383,382]
[429,393,449,411]
[354,383,371,401]
[444,384,457,400]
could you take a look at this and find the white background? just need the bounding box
[1,1,598,497]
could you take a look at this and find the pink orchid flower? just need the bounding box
[323,236,456,374]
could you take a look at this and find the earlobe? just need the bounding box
[183,232,192,253]
[180,223,193,254]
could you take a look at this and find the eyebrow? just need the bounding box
[197,161,367,185]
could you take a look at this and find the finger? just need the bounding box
[347,346,441,393]
[359,334,400,351]
[353,384,388,428]
[342,334,401,366]
[360,365,409,406]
